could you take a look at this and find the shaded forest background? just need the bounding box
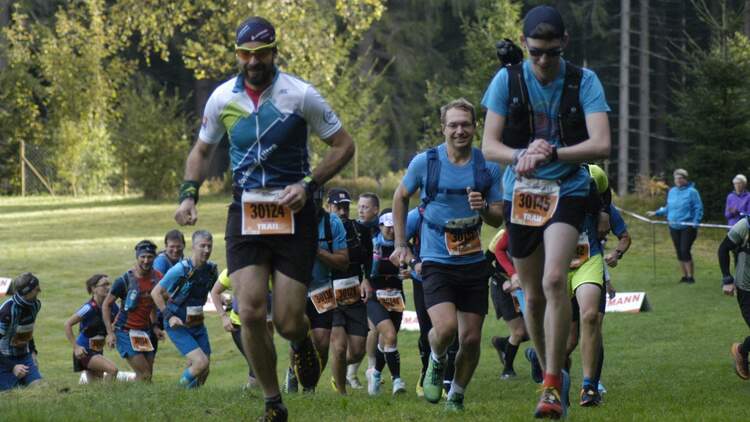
[1,0,750,220]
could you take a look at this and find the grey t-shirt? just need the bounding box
[728,218,750,291]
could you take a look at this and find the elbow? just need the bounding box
[594,136,611,159]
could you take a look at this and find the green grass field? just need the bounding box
[0,194,747,421]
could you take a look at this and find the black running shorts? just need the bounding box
[421,260,490,315]
[332,302,368,337]
[225,197,317,284]
[503,196,587,259]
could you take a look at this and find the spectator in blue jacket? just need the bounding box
[647,168,704,284]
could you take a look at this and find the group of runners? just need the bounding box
[17,5,750,422]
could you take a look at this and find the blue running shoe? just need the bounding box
[525,348,543,384]
[561,370,570,416]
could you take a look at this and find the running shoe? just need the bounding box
[392,377,407,395]
[492,336,508,365]
[525,348,544,384]
[732,343,749,380]
[283,367,298,394]
[500,369,517,380]
[346,374,363,389]
[533,386,563,419]
[579,384,600,407]
[423,356,446,403]
[368,369,382,396]
[259,403,288,422]
[291,336,321,391]
[445,392,465,412]
[416,372,425,397]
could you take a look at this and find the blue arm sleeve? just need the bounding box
[370,239,379,278]
[655,206,667,217]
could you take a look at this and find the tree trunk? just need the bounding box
[0,0,11,71]
[618,0,631,195]
[638,0,650,177]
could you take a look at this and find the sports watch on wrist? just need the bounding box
[301,176,320,198]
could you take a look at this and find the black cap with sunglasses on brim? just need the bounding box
[523,5,565,40]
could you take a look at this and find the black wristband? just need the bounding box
[722,275,735,285]
[179,181,201,204]
[549,146,558,162]
[615,250,624,260]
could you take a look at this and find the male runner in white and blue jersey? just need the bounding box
[173,16,354,422]
[392,98,504,411]
[481,5,611,418]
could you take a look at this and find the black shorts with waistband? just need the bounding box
[503,196,588,259]
[421,260,490,315]
[225,193,317,284]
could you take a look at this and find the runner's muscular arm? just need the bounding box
[317,248,349,272]
[555,112,611,162]
[175,139,220,225]
[184,139,220,182]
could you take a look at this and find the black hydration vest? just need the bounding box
[502,61,589,148]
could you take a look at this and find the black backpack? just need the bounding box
[502,61,588,149]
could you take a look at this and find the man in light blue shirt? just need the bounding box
[480,5,611,419]
[392,98,504,411]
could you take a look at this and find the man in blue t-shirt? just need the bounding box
[480,5,611,419]
[285,191,348,393]
[173,16,354,420]
[153,230,185,275]
[151,230,218,389]
[392,98,504,411]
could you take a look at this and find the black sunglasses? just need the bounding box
[527,47,563,57]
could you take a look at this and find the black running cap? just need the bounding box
[523,6,565,39]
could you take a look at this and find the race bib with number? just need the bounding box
[241,189,295,235]
[443,216,482,256]
[11,323,34,347]
[333,277,361,306]
[309,286,337,314]
[185,306,205,327]
[128,329,154,352]
[89,335,105,352]
[570,232,591,269]
[511,177,560,227]
[376,289,405,313]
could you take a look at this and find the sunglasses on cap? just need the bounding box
[527,46,563,57]
[235,40,277,59]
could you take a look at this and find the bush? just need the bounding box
[113,76,191,199]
